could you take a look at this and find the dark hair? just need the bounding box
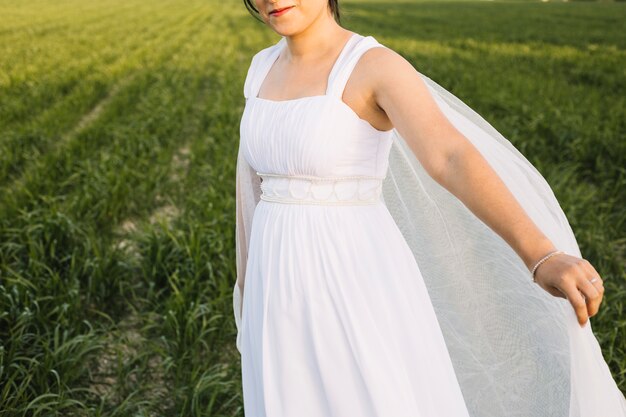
[243,0,341,24]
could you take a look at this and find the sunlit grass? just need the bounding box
[1,0,624,414]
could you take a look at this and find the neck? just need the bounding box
[282,23,353,64]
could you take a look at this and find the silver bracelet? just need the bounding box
[531,250,565,283]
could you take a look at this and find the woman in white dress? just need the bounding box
[234,0,626,415]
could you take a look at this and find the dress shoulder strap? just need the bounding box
[243,37,286,100]
[326,35,388,99]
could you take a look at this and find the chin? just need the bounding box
[268,24,301,36]
[266,12,307,33]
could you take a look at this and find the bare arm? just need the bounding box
[367,48,604,326]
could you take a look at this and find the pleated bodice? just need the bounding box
[240,33,395,180]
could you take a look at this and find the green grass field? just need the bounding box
[1,0,625,414]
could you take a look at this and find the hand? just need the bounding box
[533,252,605,327]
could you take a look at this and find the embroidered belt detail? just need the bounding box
[256,172,384,205]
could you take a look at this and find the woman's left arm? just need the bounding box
[366,47,604,327]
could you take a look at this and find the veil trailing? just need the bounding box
[233,49,626,416]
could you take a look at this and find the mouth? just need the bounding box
[269,5,294,15]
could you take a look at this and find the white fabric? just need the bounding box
[234,32,626,417]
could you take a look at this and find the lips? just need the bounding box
[270,6,294,14]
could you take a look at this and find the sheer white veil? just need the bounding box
[233,43,626,417]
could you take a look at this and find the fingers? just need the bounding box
[560,282,589,327]
[556,258,605,327]
[533,254,606,328]
[580,258,605,292]
[578,259,605,318]
[577,277,602,319]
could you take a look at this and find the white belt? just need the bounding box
[256,172,384,205]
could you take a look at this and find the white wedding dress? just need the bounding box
[234,32,626,417]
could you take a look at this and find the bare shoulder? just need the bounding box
[353,44,436,120]
[354,43,466,180]
[358,45,413,73]
[356,46,423,98]
[339,46,403,131]
[357,46,417,81]
[344,45,425,130]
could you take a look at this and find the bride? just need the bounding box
[235,0,626,414]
